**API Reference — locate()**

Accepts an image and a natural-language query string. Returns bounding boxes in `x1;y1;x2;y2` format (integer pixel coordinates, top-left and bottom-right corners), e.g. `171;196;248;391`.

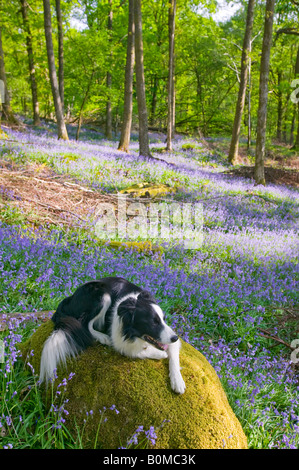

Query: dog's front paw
153;350;168;360
146;348;168;360
170;372;186;394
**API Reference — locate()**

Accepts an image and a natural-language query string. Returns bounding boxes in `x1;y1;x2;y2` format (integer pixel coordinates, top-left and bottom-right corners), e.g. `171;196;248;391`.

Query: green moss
106;240;163;258
181;143;199;151
20;321;247;449
61;153;80;163
120;182;175;199
0;128;8;139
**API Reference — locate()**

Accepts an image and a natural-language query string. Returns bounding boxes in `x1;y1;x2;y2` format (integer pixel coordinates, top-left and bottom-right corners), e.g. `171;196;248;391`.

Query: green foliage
0;0;297;144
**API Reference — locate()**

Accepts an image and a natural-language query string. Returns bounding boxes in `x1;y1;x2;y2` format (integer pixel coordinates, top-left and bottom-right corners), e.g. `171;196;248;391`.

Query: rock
20;321;247;449
120;182;175;199
0;128;8;139
106;240;163;258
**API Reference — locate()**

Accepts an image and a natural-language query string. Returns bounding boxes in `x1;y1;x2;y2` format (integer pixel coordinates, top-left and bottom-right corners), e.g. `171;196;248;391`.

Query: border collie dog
40;277;186;394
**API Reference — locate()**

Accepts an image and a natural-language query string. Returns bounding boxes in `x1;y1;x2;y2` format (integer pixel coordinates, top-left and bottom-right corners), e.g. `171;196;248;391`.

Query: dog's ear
118;297;139;340
117;297;137;323
137;290;156;304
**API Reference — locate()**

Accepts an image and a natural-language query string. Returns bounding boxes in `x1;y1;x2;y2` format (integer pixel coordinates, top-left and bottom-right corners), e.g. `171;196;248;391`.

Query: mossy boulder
120;182;175;199
0;128;8;139
20;321;247;449
106;240;163;258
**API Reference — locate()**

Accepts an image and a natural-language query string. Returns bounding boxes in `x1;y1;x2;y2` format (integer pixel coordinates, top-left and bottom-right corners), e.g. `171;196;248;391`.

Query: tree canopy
0;0;298;162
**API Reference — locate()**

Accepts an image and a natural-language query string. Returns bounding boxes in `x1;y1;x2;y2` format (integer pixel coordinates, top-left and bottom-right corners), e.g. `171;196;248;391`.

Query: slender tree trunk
254;0;275;185
55;0;64;115
20;0;40;126
276;70;282;141
134;0;151;157
0;70;2;134
228;0;255;165
150;74;158;126
118;0;135;152
290;103;296;145
106;0;113;139
282;110;287;143
247;40;252;149
76;69;95;141
294;46;299;149
43;0;68;140
295;103;299;149
166;0;176;151
0;25;19;125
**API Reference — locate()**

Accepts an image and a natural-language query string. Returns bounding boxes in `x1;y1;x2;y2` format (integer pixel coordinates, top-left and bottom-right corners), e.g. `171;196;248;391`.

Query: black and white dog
39;277;186;394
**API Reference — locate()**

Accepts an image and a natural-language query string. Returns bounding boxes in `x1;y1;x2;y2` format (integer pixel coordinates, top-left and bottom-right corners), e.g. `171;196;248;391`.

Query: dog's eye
153;317;160;325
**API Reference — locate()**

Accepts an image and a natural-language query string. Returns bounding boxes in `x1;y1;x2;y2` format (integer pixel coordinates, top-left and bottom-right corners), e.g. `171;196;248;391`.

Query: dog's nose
171;335;178;343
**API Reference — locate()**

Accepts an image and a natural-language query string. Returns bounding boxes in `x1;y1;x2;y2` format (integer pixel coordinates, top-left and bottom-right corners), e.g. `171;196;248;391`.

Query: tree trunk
254;0;275;185
295;103;299;149
106;0;113;139
118;0;135;152
276;70;282;141
43;0;68;140
166;0;176;152
20;0;40;126
150;74;158;126
55;0;64;116
0;25;20;126
290;103;296;145
247;39;252;149
134;0;151;157
294;46;299;149
76;69;95;141
228;0;255;165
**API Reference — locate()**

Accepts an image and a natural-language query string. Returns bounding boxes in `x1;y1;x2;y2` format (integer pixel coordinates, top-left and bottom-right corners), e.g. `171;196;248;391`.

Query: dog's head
117;291;178;350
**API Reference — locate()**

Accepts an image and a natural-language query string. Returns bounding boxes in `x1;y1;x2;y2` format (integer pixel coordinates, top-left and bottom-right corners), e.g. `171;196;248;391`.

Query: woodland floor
0;158;118;228
0;130;298;231
206;137;299;187
225;165;299;188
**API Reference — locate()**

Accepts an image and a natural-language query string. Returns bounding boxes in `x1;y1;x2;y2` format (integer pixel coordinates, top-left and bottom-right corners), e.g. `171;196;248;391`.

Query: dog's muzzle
143;334;178;351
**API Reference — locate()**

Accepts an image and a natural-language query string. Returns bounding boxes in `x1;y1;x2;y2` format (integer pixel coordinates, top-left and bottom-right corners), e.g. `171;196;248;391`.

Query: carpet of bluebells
0;122;298;449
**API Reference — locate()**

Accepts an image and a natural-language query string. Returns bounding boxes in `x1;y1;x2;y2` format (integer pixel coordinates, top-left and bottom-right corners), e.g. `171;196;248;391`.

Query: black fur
40;276;186;394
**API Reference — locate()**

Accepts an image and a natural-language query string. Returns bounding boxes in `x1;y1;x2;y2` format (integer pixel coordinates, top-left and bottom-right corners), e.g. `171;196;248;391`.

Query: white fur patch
39;330;77;383
152;303;177;344
88;293;111;344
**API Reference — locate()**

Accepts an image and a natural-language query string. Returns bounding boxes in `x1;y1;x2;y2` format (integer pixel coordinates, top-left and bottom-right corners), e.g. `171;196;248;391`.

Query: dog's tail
39;317;93;383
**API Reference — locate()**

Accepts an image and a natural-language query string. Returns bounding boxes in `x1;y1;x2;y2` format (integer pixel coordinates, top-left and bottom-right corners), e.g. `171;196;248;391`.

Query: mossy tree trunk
118;0;135;152
43;0;68;140
228;0;255;165
254;0;275;185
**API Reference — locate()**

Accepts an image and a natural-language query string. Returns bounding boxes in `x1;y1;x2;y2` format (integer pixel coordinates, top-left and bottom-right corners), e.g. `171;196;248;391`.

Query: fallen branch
258;328;292;349
21;197;86;222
